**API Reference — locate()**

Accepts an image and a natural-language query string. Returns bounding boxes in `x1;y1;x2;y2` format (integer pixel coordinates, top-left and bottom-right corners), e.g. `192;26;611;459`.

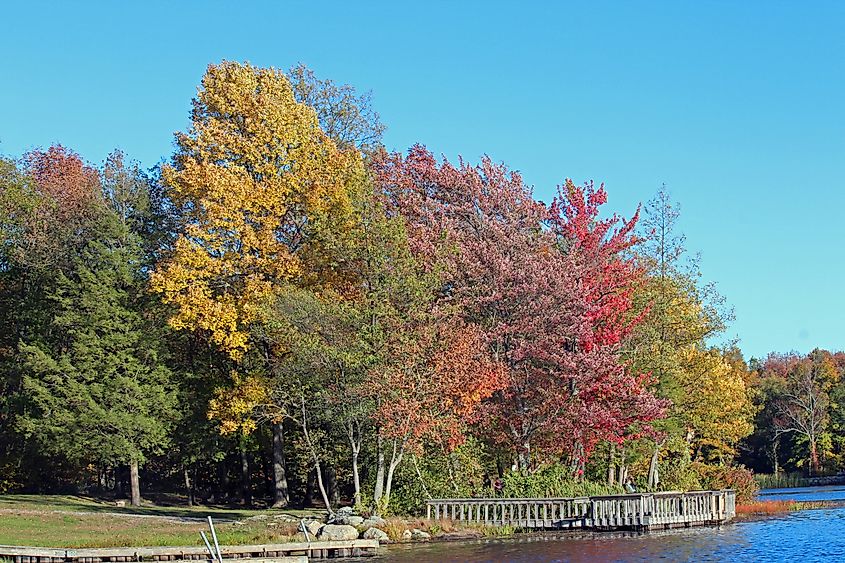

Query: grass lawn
0;495;322;548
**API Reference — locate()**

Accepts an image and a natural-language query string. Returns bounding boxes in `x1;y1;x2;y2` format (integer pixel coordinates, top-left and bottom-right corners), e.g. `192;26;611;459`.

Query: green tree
18;158;177;506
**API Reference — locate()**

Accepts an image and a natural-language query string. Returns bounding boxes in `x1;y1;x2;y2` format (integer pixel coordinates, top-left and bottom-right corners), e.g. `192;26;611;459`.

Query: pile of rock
300;506;393;544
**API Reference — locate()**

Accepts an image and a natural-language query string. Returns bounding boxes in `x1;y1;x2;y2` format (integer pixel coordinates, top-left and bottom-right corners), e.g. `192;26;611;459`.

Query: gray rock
306;520;325;538
362;515;387;528
362;527;390;543
348;515;365;526
328;506;358;525
318;524;360;541
403;528;431;541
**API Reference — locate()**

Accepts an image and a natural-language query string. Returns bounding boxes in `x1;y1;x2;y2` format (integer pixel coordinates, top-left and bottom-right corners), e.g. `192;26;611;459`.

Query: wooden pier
0;539;379;563
426;489;735;531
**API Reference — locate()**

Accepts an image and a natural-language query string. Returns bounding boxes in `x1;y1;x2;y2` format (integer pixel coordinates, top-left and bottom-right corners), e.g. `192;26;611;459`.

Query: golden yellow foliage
207;372;272;434
150;61;365;359
675;346;756;459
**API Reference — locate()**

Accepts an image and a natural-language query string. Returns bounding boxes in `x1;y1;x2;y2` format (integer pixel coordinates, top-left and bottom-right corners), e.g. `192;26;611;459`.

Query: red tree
25;145;100;221
374;146;664;471
549;180;642;350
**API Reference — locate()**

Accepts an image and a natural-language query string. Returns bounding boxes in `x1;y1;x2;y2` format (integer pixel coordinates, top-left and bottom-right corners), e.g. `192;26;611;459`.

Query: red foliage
373;318;504;452
548;180;643;351
374;146;665;468
24;145;100;221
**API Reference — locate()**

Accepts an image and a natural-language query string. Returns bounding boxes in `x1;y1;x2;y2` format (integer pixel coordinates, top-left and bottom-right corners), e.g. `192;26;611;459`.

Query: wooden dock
426;489;735;531
0;539;380;562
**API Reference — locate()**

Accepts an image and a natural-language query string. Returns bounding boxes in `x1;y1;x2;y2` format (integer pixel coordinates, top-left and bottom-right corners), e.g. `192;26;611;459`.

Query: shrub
502;464;623;498
693;463;758;504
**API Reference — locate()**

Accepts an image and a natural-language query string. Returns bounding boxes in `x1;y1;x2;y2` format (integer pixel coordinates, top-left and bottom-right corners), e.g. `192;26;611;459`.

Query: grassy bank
0;495;505;549
0;495;319;548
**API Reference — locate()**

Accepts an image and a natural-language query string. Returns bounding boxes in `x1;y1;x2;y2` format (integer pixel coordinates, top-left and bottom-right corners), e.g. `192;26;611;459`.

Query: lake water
356;487;845;562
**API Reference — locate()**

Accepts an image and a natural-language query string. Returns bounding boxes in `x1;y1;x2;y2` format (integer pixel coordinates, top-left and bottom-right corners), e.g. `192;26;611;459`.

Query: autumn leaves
150;61;668;498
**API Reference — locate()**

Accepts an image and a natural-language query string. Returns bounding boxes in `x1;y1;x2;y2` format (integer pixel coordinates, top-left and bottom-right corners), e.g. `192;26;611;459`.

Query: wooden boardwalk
0;540;379;562
426;489;735;531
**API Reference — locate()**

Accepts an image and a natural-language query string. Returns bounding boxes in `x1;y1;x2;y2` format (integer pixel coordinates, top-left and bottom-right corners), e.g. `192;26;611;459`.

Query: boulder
328;506;357;525
402;528;431;541
348;515;365;526
318;524;360;541
306;520;325;538
362;515;387;528
362;527;390;543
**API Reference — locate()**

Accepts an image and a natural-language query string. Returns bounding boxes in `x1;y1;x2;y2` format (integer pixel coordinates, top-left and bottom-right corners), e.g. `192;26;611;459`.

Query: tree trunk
314;460;333;514
381;439;405;514
772;437;780;475
374;433;386;505
303;467;315;508
325;465;340;507
810;438;819;476
607;444;616;486
115;467;124;497
352;448;361;507
272;422;289;508
216;459;230;502
240;445;252;506
647;443;660;489
517;439;531;472
183;466;194;506
347;420;362;507
129;460;141;507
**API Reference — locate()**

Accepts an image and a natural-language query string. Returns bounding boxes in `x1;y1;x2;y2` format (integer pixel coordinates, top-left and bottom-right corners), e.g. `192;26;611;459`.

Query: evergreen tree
18;176;177;506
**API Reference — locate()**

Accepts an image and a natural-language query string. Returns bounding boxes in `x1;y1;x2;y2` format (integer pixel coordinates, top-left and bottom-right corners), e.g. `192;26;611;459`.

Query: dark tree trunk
184;466;194;506
240;445;252;506
216;459;230;503
303;467;316;508
326;465;340;507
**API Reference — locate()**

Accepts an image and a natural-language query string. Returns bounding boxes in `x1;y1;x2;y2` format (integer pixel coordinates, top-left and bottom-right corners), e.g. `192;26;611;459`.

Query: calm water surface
356;487;845;562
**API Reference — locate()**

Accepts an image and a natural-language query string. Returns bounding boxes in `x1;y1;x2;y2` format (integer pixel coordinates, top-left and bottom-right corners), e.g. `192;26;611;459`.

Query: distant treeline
0;61;816;513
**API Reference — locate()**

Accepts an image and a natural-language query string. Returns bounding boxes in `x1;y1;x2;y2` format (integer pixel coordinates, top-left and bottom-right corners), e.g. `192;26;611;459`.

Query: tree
0;147;103;492
18;189;176;506
674;346;755;462
548;179;642;350
151;61;367;507
287;63;385;153
774;351;838;475
626;186;737;489
375;146;663;473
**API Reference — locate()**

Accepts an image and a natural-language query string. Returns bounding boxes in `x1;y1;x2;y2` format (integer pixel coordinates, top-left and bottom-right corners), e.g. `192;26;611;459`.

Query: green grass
0;494;322;548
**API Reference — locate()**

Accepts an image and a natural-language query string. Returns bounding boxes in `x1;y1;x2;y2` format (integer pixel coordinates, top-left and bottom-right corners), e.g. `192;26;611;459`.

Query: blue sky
1;1;843;359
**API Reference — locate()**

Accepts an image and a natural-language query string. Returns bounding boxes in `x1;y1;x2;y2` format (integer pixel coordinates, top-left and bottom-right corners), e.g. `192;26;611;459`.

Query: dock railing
426;489;735;531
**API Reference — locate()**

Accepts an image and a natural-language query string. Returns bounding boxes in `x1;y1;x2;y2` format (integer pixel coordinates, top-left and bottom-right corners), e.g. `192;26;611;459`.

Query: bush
502;464;623;498
693;462;758;504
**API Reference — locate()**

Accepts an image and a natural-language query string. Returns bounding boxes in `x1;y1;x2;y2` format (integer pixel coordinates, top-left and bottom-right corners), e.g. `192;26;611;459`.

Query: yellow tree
151;61;365;506
674;346;755;462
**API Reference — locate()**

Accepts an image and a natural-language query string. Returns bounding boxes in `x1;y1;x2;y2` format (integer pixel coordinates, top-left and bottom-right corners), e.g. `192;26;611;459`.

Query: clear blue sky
1;1;843;360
